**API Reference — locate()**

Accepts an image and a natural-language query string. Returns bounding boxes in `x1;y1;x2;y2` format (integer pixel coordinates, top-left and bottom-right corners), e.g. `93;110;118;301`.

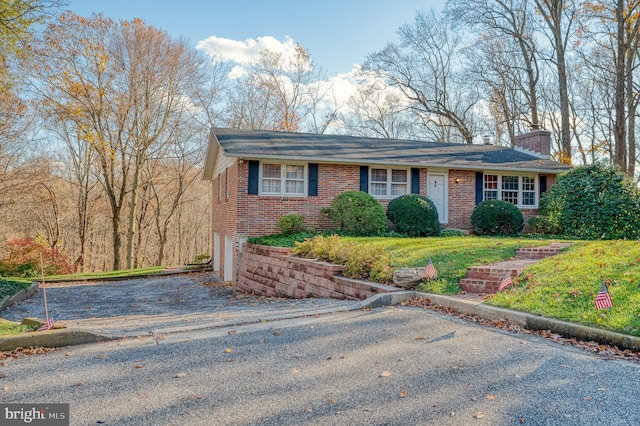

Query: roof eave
202;129;220;180
226;153;570;175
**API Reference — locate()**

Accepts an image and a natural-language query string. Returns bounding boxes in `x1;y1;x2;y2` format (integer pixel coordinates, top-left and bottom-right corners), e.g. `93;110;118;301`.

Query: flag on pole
594;284;613;310
424;258;438;280
498;272;513;292
36;313;60;332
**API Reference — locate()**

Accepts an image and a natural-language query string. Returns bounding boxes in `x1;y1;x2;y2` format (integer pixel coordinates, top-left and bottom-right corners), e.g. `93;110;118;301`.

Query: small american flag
498;272;513;292
36;313;60;332
594;284;613;310
424;258;438;280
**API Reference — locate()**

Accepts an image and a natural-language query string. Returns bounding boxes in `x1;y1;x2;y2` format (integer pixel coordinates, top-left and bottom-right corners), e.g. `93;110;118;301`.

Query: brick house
202;128;569;282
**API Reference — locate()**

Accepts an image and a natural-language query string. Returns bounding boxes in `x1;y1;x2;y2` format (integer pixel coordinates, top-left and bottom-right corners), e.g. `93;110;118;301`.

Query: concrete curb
3;287;639;353
0;328;114;351
361;290;640;352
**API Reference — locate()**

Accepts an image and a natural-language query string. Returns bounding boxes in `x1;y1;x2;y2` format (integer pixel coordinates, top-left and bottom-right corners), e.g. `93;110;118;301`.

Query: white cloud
196;35;299;66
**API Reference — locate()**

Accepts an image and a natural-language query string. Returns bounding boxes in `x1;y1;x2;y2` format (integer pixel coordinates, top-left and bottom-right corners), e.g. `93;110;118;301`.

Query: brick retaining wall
237;243;401;300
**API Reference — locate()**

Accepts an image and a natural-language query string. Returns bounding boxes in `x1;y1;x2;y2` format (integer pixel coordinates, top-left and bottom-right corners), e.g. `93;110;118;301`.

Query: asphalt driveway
1;272;361;337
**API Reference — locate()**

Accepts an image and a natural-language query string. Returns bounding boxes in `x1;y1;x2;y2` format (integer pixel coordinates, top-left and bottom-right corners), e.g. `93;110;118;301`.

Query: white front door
427;173;447;223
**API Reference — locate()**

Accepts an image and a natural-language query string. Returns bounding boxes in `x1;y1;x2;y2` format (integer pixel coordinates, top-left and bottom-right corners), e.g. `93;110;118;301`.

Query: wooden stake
40;252;48;321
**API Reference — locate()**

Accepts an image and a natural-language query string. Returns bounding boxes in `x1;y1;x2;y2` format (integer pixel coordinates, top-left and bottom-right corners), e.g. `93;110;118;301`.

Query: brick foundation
237;243;402;300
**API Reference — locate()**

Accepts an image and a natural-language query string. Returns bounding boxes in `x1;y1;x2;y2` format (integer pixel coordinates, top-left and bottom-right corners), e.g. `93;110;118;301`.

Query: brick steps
460;243;571;294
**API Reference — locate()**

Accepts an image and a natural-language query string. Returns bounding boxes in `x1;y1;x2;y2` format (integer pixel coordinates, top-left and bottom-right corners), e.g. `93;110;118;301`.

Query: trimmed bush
326;191;387;236
539;163;640;240
471;200;524;236
277;213;306;234
528;215;558;235
386;195;441;236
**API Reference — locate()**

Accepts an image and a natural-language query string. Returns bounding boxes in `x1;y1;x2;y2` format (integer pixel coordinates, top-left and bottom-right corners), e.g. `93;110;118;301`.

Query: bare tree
365;9;479;143
534;0;578;164
337;69;417;139
31;13;205;270
224;43;335;133
448;0;541;131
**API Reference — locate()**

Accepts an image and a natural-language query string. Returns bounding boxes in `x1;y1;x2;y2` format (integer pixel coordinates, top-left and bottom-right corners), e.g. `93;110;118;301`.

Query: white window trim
483;173;538;208
258;162;308;197
369;167;410;199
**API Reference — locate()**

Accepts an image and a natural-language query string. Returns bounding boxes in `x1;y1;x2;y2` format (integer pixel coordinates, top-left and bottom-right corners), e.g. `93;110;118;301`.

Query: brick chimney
514;130;551;159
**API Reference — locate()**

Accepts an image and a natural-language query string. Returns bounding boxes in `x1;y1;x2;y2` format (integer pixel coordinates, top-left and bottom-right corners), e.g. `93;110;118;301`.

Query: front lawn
487;240;640;336
263;233;638;337
349;235;553;293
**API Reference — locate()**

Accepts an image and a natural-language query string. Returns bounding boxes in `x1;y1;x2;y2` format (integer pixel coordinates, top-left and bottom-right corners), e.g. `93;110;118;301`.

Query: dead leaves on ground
401;297;640;363
0;346;55;361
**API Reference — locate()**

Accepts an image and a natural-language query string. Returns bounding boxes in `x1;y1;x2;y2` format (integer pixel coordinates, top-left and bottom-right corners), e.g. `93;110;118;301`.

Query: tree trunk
614;0;628;172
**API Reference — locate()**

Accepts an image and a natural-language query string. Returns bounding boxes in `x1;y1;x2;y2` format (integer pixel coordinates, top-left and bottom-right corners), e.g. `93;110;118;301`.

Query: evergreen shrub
471;200;524;236
325;191;387;236
386;194;441;236
539;163;640;239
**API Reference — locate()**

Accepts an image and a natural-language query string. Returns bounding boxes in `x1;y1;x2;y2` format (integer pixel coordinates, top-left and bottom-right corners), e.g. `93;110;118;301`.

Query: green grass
0;278;31;300
0;319;31;335
349;235;552;293
487;240;640;336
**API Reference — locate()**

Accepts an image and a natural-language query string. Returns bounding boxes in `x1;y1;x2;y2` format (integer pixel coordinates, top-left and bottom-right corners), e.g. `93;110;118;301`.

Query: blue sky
67;0;446;75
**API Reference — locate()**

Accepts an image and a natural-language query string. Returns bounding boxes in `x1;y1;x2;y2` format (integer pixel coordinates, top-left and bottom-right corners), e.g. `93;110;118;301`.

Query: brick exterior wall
447;170;476;229
238;243;401;299
211;162;558;283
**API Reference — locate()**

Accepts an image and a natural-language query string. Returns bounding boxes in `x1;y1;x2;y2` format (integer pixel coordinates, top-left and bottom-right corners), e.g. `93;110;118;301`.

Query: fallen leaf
0;373;6;378
450;411;455;417
485;394;497;400
95;355;107;359
416;335;425;340
133;365;143;369
305;407;313;413
399;390;408;398
379;371;391;377
473;412;485;419
75;382;84;387
65;352;74;357
224;348;232;353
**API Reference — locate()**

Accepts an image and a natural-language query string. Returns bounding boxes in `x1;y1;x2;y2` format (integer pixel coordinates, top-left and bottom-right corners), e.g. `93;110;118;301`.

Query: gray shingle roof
212;128;570;174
